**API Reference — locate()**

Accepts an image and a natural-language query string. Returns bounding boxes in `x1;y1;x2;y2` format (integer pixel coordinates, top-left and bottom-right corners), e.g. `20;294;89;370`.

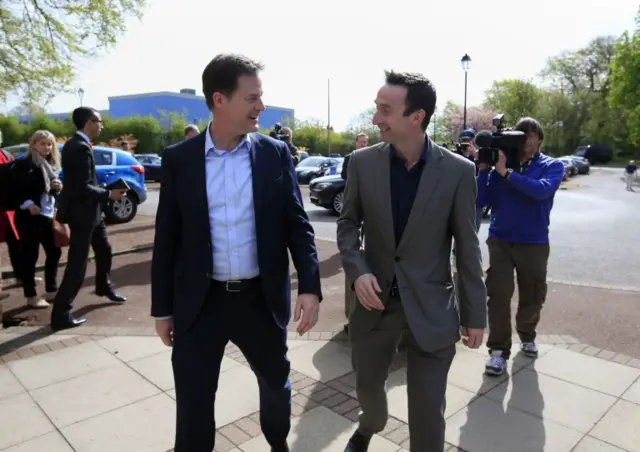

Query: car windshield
298;157;326;167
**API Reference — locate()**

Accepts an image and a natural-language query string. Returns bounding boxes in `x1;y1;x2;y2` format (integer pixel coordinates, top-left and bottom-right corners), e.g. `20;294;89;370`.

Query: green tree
0;0;146;104
608;8;640;151
345;107;380;144
541;36;621;152
483;79;542;123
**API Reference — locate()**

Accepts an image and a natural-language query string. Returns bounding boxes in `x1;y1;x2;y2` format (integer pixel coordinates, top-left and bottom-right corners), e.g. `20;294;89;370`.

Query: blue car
5;144;148;224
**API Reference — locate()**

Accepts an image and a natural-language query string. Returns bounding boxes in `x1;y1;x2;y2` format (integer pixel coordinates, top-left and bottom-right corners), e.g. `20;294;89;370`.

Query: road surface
141;168;640;290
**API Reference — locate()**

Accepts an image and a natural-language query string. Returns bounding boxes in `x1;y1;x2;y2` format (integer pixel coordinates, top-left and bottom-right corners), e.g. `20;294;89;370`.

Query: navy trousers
172;282;291;452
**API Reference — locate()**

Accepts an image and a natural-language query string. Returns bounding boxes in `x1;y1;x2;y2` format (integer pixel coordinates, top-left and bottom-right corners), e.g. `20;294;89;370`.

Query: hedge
0;112;379;156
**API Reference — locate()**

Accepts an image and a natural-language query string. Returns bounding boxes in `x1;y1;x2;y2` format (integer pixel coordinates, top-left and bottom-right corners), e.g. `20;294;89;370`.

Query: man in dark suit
51;107;127;330
152;54;322;452
341;132;369;181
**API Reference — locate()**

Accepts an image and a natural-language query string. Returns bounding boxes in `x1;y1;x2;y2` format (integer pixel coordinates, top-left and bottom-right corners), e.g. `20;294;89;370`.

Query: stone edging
2;326;640;369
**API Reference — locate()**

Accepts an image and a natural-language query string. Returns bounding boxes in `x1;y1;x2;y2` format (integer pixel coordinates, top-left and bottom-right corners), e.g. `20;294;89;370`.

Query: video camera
475;114;527;169
453;142;472;156
270;123;290;142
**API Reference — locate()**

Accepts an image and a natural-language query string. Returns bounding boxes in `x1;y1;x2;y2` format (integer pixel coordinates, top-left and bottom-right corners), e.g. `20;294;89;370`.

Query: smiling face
372;84;425;145
212;75;265;136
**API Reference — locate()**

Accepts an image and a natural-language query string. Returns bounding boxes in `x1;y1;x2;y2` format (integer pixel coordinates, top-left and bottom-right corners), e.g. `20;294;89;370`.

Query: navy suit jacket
151;131;322;333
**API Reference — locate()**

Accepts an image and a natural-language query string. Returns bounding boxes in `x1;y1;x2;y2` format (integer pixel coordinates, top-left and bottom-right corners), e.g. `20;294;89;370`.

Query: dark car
134;154;162;181
573;145;613;165
5;143;147;224
309;174;345;215
564;155;590;175
559;157;578;178
294;156;340;185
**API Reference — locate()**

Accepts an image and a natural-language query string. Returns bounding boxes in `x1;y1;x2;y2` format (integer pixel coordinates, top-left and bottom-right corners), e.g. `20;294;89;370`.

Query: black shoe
345;431;372;452
95;289;126;303
51;314;87;331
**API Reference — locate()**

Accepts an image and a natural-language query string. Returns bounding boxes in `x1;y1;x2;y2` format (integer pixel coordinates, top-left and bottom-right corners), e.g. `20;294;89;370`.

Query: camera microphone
474;130;494;148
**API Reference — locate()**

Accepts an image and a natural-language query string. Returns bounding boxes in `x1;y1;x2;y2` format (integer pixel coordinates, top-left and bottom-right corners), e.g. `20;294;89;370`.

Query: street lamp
461;54;471;129
77;88;85;106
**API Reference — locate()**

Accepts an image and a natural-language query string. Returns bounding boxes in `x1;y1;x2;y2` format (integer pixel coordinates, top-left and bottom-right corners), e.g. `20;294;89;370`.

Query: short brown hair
202;54;264;110
184;124;199;137
356;132;368;139
515;117;544;141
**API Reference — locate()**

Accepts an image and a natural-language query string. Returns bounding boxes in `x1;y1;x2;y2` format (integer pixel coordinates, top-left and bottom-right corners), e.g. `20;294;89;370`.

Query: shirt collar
76;131;91;144
390;136;431;162
205;122;251;156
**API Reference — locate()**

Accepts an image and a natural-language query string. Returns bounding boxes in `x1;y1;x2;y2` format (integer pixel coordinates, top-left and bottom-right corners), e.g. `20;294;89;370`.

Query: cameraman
459;128;478;166
279;127;300;165
478;117;564;377
269;122;282;139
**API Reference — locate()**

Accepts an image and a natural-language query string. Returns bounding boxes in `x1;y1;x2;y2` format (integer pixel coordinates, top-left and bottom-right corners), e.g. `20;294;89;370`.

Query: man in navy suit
151;53;322;452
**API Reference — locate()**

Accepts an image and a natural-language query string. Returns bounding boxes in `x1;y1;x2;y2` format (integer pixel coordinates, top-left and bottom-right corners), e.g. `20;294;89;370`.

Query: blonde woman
14;130;63;308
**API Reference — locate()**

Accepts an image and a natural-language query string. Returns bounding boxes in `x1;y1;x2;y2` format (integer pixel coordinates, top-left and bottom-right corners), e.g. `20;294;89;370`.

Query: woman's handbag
52;217;70;247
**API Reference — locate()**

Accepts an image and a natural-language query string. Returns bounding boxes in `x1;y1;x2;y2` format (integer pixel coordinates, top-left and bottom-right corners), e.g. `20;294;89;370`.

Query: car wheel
105;193;138;224
331;190;344;216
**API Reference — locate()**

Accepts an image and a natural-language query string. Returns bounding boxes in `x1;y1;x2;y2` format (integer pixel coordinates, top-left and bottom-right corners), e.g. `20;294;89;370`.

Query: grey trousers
350;296;456;452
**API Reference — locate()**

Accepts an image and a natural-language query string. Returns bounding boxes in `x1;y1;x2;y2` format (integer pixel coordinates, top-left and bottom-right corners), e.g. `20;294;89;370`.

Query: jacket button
394;256;401;262
205;272;212;279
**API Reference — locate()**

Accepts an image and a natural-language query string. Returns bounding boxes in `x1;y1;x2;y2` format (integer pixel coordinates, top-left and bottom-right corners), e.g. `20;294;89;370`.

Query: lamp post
461;54;471;130
432;107;437;142
77;88;85;106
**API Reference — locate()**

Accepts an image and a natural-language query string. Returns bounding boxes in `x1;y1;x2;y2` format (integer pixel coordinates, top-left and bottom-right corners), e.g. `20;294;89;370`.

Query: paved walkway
1;331;640;452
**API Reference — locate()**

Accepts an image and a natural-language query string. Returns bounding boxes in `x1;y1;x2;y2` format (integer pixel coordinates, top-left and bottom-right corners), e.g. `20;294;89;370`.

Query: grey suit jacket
336;139;487;352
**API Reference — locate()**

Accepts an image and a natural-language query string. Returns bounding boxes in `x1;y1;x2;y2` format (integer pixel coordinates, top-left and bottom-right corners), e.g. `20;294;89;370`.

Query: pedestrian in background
12;130;63;309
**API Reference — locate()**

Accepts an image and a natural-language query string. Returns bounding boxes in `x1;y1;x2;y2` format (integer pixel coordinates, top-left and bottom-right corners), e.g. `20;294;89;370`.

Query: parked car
297;150;309;163
573;144;613;165
134;154;162;182
5;143;147;224
294;156;341;184
563;155;590;175
559;157;578;177
324;158;344;176
309;174;345;215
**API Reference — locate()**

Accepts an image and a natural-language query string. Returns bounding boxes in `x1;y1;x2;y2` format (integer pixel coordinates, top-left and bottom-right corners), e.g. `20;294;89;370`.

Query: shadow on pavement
84;258;150;289
290;251;342;292
458;356;545;451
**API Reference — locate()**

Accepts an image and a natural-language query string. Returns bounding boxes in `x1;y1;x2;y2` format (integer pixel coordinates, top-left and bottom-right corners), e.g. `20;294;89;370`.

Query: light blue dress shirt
204;128;259;280
155;127;259;321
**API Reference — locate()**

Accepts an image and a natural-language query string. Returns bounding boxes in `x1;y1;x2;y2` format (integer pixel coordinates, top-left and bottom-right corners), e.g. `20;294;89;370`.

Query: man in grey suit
337;71;487;452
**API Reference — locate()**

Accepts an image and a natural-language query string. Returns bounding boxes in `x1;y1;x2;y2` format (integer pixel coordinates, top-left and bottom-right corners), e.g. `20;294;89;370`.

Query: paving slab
0;334;639;451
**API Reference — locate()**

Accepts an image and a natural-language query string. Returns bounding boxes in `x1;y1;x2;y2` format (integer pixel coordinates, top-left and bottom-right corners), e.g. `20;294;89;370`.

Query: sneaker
485;351;506;376
520;341;538;358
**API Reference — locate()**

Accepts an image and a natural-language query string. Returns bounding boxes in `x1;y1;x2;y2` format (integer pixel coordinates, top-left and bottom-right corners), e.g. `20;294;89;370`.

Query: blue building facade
19;89;294;130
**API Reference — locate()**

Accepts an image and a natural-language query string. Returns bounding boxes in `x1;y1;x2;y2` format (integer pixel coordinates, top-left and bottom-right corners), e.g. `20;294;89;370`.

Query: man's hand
461;327;484;349
495;151;508;177
27;205;40;216
51;179;62;192
294;293;320;335
354;273;384;311
109;189;126;201
155;318;174;347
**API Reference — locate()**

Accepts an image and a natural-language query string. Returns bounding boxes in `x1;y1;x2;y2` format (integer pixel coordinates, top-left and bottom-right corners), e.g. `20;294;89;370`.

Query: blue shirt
389;140;429;247
477;153;565;244
625;164;637;174
204;126;260;280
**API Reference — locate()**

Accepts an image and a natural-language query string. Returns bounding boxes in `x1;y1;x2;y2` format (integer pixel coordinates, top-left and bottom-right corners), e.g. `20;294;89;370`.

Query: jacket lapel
374;143;396;250
190;132;211;229
249;134;265;219
397;138;445;252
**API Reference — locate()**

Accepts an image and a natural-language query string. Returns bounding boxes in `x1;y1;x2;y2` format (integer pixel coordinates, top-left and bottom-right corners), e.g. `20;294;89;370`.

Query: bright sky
39;0;640;131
